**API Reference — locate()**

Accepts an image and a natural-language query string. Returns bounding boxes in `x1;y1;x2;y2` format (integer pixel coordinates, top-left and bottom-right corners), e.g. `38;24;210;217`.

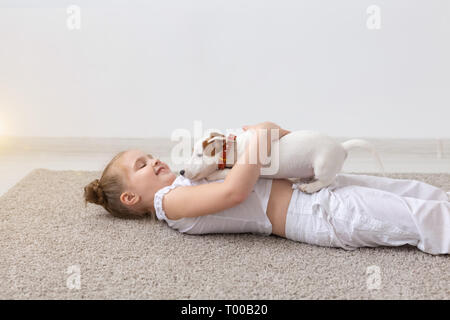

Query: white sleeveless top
154;175;273;236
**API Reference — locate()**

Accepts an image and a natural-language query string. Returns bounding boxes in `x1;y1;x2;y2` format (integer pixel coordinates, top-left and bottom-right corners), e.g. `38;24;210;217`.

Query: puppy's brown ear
202;132;225;157
202;132;225;151
208;131;225;140
202;139;210;152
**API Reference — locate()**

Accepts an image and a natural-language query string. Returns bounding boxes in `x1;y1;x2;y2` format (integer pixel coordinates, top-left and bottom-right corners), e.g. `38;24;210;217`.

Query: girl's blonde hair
83;150;157;220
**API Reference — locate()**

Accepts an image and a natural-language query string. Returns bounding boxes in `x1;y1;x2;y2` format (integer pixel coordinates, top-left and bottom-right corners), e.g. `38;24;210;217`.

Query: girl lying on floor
84;122;450;255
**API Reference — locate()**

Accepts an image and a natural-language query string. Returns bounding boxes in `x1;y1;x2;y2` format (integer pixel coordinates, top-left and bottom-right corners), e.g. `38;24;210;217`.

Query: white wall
0;0;449;138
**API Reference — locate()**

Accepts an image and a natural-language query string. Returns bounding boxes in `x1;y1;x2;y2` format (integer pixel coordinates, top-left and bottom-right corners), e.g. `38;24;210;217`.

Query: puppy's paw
292;182;301;190
298;183;323;194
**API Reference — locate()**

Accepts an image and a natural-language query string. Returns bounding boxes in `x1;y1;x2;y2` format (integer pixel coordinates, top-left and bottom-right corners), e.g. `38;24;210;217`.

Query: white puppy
180;129;384;193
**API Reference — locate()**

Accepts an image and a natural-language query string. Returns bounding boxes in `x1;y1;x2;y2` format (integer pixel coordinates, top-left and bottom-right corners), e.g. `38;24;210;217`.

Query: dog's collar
218;134;237;170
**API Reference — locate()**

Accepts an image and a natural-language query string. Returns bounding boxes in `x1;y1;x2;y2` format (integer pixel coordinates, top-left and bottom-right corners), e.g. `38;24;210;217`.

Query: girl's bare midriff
266;179;294;238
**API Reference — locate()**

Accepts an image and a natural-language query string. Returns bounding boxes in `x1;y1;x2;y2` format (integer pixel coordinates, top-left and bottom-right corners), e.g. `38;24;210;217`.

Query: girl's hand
242;121;291;139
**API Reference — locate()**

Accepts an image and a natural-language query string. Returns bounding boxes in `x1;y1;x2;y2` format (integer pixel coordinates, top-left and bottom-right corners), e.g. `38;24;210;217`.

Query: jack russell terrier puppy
180;129;385;193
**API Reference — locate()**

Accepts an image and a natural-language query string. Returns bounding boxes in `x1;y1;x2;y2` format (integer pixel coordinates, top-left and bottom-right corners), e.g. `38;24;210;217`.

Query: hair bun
84;178;106;206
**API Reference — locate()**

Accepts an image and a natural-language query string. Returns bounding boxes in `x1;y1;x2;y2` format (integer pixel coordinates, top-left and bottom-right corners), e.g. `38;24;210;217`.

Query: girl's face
117;149;176;212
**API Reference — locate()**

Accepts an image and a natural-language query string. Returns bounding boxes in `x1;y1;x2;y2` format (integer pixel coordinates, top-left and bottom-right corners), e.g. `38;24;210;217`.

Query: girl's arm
162;180;243;220
162;122;289;220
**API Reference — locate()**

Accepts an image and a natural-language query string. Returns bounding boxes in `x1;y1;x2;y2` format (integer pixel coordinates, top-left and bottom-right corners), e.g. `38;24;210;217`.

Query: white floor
0;136;449;197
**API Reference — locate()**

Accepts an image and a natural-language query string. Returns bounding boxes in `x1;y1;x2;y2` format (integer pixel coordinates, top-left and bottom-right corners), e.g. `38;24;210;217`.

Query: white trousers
286;174;450;255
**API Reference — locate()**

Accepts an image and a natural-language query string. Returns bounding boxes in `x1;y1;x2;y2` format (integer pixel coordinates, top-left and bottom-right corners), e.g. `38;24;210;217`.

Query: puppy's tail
341;139;386;176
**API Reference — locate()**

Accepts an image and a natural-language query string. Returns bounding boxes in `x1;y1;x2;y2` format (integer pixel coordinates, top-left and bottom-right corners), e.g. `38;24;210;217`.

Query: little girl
84;122;450;255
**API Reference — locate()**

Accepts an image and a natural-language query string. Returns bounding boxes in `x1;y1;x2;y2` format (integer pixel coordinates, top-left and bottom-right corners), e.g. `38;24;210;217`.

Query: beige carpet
0;168;449;300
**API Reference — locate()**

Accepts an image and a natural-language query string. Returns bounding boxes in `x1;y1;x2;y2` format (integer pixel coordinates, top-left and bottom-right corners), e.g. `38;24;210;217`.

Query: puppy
180;129;385;193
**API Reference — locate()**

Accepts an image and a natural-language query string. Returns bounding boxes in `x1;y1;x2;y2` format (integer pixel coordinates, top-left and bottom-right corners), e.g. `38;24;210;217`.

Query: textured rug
0;169;449;300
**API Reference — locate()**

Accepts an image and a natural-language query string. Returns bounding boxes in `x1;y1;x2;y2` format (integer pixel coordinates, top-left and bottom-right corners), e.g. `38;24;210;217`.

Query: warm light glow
0;115;9;137
0;117;5;136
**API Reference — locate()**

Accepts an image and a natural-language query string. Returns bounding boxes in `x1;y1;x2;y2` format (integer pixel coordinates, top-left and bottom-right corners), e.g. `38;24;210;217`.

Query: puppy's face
182;132;225;180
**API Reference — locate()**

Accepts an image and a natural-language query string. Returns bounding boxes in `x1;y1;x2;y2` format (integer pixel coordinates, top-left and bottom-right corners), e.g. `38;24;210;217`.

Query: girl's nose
152;158;160;167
